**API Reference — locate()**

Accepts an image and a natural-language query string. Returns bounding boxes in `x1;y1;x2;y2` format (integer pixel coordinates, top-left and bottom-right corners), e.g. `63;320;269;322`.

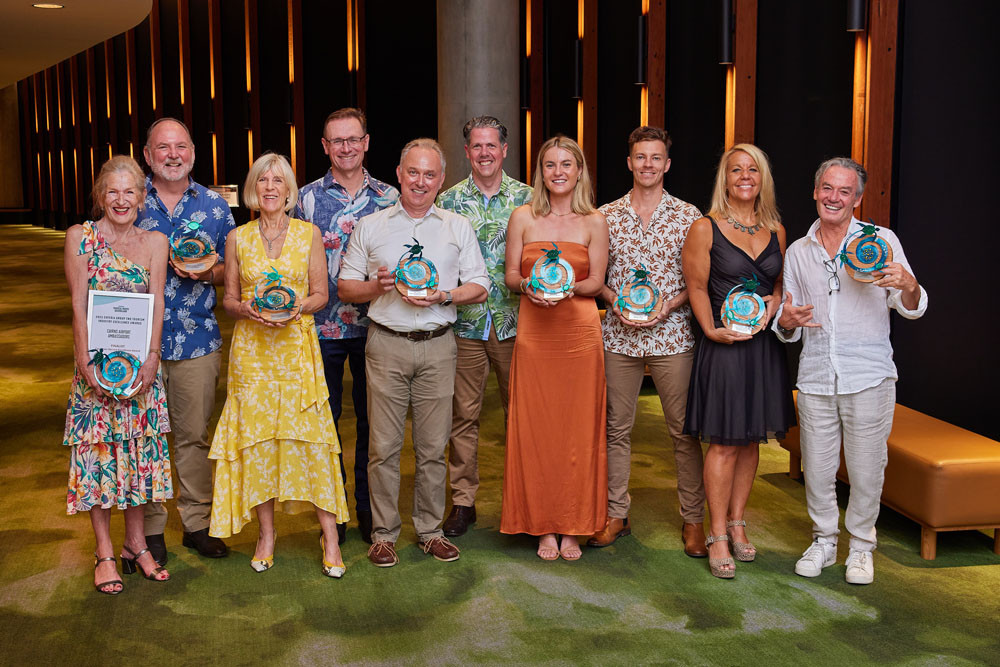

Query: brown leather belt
372;321;451;342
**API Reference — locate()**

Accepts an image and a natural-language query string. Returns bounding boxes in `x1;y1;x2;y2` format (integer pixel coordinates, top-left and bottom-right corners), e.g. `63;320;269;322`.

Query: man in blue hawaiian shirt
137;117;235;562
296;108;398;544
435;116;532;537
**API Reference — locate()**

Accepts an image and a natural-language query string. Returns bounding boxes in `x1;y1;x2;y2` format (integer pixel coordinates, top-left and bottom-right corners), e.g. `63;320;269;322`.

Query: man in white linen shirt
774;157;927;585
339;138;489;568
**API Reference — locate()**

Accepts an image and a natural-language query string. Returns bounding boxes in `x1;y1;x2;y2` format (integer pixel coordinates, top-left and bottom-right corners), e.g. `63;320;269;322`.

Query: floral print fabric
208;219;349;538
436;172;533;341
64;221;173;514
295;169;398;340
600;191;702;357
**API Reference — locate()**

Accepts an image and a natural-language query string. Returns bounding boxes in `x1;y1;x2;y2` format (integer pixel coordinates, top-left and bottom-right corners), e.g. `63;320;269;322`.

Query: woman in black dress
682;143;795;578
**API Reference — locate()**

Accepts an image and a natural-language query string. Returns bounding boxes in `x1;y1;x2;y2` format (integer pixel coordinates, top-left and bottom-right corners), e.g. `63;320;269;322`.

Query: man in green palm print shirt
436;116;532;537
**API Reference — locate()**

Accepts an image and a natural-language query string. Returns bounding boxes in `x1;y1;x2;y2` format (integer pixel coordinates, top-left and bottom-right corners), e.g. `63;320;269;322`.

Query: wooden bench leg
788;451;802;480
994;529;1000;556
920;526;937;560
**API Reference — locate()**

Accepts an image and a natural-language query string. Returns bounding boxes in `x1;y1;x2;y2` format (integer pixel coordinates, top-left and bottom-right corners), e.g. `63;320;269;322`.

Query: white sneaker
794;539;837;577
845;549;874;585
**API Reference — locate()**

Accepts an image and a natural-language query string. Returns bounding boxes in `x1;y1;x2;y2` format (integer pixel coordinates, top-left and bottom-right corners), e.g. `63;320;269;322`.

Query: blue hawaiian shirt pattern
295;168;398;339
137;175;236;361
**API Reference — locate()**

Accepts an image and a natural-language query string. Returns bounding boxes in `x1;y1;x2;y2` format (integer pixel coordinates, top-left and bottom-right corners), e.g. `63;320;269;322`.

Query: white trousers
797;378;895;552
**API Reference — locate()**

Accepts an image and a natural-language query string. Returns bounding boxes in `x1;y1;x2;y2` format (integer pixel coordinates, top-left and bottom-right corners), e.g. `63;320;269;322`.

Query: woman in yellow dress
208;153;349;577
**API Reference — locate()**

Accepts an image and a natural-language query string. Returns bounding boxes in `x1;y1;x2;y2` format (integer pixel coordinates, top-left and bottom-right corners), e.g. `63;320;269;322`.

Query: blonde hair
707;143;781;232
91;155;145;218
243;152;298;212
530;135;595;217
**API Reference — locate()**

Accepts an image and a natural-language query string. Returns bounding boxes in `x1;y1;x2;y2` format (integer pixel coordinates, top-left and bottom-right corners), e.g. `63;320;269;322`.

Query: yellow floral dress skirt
208;218;348;538
64;221;173;513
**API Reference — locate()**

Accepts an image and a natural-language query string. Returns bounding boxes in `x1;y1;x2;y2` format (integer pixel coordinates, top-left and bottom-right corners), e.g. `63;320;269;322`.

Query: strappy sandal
121;545;170;581
726;519;757;562
705;534;735;579
94;554;123;595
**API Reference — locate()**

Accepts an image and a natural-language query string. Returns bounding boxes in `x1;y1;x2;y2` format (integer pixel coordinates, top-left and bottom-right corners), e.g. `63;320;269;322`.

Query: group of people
63;108;925;596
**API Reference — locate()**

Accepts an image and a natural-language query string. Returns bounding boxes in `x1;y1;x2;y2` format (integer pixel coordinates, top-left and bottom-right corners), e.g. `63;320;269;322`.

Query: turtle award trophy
168;219;218;274
720;274;766;336
252;265;298;322
527;242;574;301
616;263;662;323
838;218;893;283
394;237;439;298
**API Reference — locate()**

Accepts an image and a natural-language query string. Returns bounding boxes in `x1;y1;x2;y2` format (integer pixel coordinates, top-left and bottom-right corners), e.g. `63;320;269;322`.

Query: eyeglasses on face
323;136;366;148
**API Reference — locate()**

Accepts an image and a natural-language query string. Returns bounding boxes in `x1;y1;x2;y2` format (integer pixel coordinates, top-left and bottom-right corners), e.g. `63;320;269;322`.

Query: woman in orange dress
500;136;609;561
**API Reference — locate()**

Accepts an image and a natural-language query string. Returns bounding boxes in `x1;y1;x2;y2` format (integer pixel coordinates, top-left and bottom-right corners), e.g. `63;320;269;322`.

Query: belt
372;321;451;341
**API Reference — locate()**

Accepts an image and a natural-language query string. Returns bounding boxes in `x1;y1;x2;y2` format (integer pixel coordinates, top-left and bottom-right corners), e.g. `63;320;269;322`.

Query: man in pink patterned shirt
588;126;707;557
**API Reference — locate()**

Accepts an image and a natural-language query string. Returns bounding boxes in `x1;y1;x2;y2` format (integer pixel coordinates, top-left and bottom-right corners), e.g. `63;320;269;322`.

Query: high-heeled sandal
726;519;757;562
121;545;170;581
320;533;345;579
94;554;123;595
251;531;275;573
705;534;736;579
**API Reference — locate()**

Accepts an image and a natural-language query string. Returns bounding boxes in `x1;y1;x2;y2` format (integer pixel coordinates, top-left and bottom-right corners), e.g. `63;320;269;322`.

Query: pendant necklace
259;218;288;252
727;216;762;235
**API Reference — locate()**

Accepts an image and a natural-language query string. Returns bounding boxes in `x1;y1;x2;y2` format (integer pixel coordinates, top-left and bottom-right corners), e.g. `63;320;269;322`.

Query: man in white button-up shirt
774;157;927;585
339;138;489;568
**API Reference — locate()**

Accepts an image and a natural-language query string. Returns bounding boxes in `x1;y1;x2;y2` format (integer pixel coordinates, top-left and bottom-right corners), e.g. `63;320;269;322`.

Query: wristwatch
776;322;795;337
441;290;453;306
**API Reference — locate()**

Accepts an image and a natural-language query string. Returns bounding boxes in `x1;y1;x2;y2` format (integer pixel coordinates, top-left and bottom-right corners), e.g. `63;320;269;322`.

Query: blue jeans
319;337;370;512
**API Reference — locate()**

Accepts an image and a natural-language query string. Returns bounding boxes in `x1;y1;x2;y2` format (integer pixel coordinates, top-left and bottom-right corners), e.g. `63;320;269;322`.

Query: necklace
259;218;288;252
551;210;574;217
727;217;762;235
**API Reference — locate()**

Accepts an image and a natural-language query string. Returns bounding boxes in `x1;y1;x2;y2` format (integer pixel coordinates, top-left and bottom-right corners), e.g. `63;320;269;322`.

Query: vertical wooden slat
56;62;68;215
150;0;163;118
528;0;544;181
86;48;100;188
246;0;261;166
725;0;757;148
104;40;117;158
209;0;226;182
355;0;367;112
581;0;597;181
126;29;140;155
850;32;868;163
288;0;305;182
44;69;54;217
70;55;85;215
860;0;898;227
18;79;37;213
646;0;666;129
178;0;194;131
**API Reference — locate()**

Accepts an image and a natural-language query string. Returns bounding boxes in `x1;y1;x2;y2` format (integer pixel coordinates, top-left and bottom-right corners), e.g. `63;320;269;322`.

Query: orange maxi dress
500;241;608;536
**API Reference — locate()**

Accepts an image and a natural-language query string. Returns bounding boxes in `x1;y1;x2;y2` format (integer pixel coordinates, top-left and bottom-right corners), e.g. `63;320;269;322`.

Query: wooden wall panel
859;0;898;227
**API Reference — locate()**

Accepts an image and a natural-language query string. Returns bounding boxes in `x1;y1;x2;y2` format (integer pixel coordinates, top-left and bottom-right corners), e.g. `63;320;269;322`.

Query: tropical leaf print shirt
295;168;399;340
600;190;701;356
137;176;236;361
436;172;533;341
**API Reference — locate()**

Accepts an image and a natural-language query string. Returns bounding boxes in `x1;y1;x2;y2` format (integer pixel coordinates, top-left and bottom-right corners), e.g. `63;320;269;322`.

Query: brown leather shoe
683;522;708;558
419;536;461;562
586;516;631;547
367;541;398;567
442;504;476;537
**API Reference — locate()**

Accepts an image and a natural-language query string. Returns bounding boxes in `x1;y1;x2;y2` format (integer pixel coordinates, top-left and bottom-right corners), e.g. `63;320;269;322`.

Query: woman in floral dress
64;155;172;594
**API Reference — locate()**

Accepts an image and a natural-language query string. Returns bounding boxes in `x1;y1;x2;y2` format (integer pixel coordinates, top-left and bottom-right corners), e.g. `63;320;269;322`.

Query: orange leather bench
779;398;1000;560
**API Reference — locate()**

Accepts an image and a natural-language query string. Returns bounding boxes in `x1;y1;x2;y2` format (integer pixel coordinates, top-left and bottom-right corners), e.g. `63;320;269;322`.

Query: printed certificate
86;291;154;360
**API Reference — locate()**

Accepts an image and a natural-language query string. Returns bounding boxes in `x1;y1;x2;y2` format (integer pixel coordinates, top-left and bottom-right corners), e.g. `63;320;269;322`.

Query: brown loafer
442;504;476;537
586;516;631;547
367;540;398;567
419;536;461;562
683;522;708;558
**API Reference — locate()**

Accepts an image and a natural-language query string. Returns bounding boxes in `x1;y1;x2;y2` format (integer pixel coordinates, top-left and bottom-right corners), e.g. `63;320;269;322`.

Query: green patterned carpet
1;224;998;666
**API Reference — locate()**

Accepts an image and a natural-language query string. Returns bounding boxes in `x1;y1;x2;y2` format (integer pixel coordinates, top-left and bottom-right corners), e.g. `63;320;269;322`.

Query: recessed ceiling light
32;3;65;8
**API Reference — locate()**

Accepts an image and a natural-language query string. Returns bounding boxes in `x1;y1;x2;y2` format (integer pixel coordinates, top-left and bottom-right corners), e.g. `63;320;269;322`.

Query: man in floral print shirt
435;116;532;537
587;126;708;558
295;108;398;544
137;118;235;562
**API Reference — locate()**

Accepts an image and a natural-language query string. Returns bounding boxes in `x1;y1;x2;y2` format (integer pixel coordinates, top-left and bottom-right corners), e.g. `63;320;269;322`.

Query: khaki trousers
144;350;221;534
604;349;705;522
448;329;515;506
366;326;457;543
